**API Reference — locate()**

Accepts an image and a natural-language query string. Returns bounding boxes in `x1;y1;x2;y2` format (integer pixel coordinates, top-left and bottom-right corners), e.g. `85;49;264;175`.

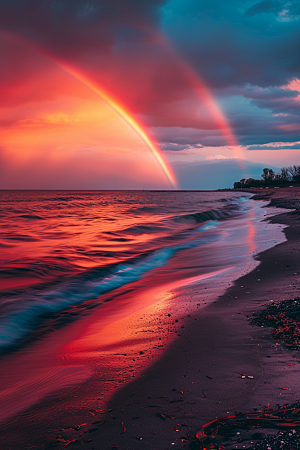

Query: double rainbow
1;28;243;187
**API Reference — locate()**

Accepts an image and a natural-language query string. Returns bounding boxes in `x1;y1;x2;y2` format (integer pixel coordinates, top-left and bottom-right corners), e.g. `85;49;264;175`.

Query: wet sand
2;188;300;449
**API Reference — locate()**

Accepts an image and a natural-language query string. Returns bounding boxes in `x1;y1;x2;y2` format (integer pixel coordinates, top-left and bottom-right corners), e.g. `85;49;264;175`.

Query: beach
1;188;300;449
2;1;300;448
83;188;300;450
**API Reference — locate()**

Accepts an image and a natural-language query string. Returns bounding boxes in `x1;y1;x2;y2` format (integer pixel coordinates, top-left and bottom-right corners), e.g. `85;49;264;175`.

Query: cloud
244;0;300;19
205;154;238;160
163;0;300;89
0;0;166;55
244;1;283;17
243;85;299;100
159;143;201;151
246;141;300;150
1;0;300;172
153;126;232;147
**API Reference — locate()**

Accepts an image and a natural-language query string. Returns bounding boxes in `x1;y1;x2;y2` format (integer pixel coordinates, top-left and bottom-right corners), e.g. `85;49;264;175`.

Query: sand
88;187;300;449
2;187;300;449
53;187;299;450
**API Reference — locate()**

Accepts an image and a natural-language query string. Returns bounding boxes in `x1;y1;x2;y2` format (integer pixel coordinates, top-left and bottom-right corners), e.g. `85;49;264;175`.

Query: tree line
233;165;300;189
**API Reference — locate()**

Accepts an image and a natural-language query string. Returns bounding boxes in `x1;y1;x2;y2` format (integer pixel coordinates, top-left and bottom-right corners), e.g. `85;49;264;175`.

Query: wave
122;225;167;234
0;193;250;353
2;233;39;242
174;205;240;224
19;214;44;220
0;229;220;352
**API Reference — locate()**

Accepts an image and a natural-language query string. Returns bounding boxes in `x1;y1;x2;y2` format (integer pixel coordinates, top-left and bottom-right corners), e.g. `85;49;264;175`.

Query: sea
0;190;288;444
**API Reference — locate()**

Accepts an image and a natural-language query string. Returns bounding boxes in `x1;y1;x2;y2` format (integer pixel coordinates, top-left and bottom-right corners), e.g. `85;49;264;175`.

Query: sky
0;0;300;189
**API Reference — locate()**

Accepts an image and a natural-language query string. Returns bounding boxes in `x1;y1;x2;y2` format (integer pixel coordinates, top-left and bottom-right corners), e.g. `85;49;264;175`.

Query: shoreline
1;188;300;449
87;188;300;449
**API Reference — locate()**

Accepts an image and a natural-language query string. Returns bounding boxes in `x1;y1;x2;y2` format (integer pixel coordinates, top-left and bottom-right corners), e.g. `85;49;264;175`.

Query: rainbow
182;64;245;164
0;29;177;188
2;27;245;184
161;36;245;166
47;61;178;188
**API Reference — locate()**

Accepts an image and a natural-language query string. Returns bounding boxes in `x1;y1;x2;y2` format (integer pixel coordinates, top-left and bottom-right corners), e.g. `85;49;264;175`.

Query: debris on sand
251;297;300;350
191;299;300;449
191;403;300;449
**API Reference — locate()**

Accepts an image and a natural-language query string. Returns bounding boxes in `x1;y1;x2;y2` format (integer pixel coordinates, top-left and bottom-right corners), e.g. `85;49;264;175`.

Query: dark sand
2;187;300;449
85;188;300;449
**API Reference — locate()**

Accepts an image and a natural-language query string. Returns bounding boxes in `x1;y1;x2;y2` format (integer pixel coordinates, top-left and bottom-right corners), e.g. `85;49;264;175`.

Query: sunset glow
285;78;300;100
1;0;299;189
2;3;300;449
52;61;178;188
0;29;177;189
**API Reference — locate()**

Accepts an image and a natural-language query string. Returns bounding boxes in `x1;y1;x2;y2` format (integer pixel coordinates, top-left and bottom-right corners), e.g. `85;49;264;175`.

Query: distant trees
287;165;300;184
233;177;264;189
233;181;242;189
233;165;300;189
262;168;275;185
280;167;290;182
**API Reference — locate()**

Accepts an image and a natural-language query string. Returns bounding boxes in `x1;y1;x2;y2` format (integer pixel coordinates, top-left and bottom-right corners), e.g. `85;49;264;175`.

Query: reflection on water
0;190;244;351
0;191;288;426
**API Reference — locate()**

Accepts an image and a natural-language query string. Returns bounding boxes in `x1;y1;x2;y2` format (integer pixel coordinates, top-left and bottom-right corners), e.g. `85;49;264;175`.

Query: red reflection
246;206;256;254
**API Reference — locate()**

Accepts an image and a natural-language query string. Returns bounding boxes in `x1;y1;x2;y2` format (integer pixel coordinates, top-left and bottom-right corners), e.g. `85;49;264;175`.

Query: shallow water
0;190;288;429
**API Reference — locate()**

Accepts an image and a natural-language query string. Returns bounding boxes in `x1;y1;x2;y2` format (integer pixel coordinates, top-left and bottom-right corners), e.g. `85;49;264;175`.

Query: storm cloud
1;0;300;157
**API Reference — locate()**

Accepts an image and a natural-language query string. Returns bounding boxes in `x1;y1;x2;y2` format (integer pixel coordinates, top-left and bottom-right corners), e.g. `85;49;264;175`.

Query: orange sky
1;13;300;190
0;33;175;189
0;28;249;190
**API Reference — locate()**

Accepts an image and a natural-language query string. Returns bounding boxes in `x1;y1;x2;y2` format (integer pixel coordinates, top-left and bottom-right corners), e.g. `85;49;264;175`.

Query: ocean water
0;190;288;429
0;190;249;351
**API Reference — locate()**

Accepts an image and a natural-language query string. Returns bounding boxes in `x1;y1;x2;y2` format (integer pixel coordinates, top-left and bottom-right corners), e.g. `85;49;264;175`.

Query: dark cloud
245;1;283;17
160;0;300;148
250;98;300;115
0;0;166;56
154;126;235;147
163;0;300;89
243;86;299;100
1;0;300;151
245;0;300;17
